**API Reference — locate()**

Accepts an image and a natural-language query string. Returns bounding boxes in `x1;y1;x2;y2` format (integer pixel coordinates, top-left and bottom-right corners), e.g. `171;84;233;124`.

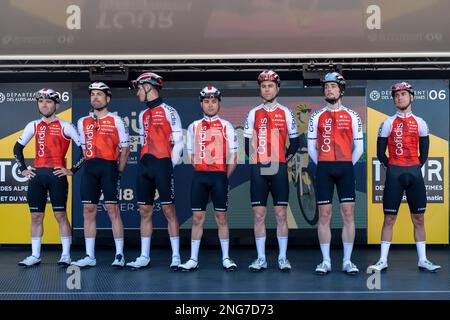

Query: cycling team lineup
13;70;442;275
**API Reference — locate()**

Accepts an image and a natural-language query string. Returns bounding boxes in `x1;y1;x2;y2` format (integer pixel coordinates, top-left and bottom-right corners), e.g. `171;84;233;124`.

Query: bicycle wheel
296;169;319;226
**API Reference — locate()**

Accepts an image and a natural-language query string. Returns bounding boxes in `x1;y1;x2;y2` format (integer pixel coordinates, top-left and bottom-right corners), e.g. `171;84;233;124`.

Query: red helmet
257;70;280;86
391;82;414;97
131;72;164;90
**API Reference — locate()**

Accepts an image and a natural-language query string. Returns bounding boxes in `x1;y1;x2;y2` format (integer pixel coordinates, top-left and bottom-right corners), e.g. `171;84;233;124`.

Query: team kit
12;70;441;274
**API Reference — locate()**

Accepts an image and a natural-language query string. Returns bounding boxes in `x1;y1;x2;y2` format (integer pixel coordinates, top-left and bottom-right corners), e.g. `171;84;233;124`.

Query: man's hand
53;167;73;177
21;167;36;179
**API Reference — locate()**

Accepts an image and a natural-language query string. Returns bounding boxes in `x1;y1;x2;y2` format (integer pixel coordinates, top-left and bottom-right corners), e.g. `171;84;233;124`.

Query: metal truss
1;57;450;73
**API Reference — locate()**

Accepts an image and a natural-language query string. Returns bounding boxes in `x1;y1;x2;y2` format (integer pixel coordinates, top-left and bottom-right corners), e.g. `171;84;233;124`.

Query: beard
396;99;412;111
91;101;107;110
397;104;410;111
39;108;55;118
325;97;339;104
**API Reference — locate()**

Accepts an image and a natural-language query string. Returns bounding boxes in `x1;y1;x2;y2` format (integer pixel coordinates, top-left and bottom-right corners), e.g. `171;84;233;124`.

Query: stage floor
0;245;448;300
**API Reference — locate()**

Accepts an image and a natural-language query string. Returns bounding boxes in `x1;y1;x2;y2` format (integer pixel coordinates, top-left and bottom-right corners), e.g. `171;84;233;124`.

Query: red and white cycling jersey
77;113;129;161
244;103;299;163
187;115;238;172
378;111;428;166
308;106;363;162
139;103;182;159
17;117;81;168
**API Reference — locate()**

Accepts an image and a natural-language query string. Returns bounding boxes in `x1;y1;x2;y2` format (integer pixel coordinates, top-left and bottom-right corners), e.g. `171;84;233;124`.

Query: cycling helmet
257;70;281;86
88;82;112;97
391;81;414;97
131;72;164;90
321;72;346;92
34;88;61;104
199;86;222;101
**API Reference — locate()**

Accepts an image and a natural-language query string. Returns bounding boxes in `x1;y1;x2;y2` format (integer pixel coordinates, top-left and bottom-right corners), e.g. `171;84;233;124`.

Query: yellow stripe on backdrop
0;109;73;244
367;107;449;244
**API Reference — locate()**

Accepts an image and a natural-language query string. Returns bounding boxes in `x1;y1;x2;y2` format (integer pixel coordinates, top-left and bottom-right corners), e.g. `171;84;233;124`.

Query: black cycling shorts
250;162;289;207
80;158;119;205
383;165;426;215
137;154;175;206
315;161;355;205
191;171;228;212
27;167;68;213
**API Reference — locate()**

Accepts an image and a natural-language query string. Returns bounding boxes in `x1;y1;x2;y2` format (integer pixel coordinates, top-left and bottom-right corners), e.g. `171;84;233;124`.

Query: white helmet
34;88;61;104
88;82;112;97
199;86;222;101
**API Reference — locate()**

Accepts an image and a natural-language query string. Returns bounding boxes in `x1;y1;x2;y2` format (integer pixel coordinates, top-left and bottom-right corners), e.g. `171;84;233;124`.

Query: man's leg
30;212;45;259
54;211;72;259
340;202;355;264
83;204;98;259
105;203;124;258
317;204;332;262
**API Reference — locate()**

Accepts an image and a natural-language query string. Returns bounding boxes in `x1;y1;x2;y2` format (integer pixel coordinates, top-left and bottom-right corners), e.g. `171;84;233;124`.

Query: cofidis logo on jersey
36;124;47;157
393;122;404;156
257;117;268;154
85;122;96;158
321;118;333;153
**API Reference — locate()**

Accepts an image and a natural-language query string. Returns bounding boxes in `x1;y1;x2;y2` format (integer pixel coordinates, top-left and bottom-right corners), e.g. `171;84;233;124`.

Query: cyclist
15;88;85;267
72;82;130;268
369;82;441;273
126;72;183;270
244;70;299;272
179;86;238;271
307;72;363;275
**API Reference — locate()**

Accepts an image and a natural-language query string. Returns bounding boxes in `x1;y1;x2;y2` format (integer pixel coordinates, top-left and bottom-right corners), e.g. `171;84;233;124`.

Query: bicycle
289;150;318;226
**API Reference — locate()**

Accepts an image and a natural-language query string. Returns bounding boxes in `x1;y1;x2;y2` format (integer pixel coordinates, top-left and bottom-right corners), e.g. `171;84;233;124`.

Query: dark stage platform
0;245;448;300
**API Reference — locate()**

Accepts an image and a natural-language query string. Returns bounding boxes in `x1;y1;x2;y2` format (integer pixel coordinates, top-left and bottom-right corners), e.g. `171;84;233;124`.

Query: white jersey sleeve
307;109;321;140
113;114;130;148
164;105;183;135
186;122;195;156
164;105;183;167
416;116;429;137
61;120;82;147
77;117;86;149
307;109;322;164
224;120;238;153
17;120;36;146
349;109;363;141
243;109;256;138
378;116;394;138
347;108;364;164
284;107;300;138
138;110;145;146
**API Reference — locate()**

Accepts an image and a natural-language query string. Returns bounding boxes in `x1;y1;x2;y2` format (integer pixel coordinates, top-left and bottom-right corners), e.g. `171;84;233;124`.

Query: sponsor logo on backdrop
369;89;447;101
0;158;32;203
0;91;71;103
369;90;381;101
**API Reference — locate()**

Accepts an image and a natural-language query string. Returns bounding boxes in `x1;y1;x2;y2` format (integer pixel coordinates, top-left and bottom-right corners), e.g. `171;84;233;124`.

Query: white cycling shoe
222;258;237;271
315;260;331;275
18;255;41;267
126;256;151;270
71;255;96;268
179;259;199;271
